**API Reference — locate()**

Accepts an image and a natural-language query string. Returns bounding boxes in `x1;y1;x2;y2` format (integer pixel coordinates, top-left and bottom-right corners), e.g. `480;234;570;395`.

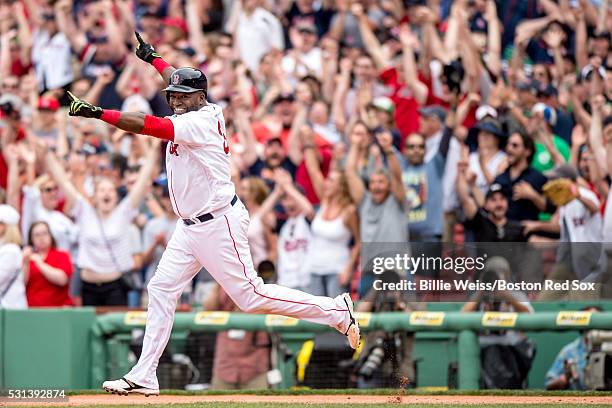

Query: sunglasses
406;144;425;149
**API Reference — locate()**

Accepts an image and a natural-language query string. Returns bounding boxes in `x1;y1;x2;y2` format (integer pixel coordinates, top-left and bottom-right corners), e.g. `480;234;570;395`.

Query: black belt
183;195;238;226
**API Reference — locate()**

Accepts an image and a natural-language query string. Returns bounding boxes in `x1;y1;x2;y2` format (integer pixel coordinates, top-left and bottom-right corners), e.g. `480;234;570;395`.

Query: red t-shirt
0;126;27;189
379;67;421;142
11;59;32;77
295;147;332;205
26;249;73;307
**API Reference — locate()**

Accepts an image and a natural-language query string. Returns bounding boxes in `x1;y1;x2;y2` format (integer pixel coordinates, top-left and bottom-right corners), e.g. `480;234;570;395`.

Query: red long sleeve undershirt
100;110;175;141
99;57;175;140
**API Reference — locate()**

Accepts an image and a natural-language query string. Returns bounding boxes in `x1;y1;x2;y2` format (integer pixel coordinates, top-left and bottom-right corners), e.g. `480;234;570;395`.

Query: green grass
14;404;612;408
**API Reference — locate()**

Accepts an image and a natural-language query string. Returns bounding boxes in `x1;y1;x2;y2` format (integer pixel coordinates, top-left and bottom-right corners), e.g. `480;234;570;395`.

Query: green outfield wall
1;308;96;390
1;303;611;390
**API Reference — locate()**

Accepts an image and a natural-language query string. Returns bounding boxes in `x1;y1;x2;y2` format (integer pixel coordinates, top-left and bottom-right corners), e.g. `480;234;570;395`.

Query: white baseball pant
125;200;351;389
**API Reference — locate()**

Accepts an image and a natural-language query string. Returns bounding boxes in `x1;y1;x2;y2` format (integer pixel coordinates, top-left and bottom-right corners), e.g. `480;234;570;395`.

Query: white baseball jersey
559;187;602;242
167;103;235;219
277;215;312;289
123;102;353;391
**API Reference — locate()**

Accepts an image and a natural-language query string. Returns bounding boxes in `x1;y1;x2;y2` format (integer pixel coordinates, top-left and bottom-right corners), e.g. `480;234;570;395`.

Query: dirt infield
6;394;612;406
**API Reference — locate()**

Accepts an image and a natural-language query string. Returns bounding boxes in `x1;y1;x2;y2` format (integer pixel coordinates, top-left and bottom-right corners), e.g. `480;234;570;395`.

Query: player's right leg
191;202;360;349
103;222;201;395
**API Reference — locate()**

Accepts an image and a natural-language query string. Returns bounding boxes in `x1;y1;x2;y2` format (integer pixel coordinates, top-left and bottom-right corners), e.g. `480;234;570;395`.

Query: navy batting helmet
163;67;208;99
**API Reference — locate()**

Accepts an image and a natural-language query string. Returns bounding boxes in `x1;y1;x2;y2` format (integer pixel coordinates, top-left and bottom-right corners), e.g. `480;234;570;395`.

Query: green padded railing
91;310;612;390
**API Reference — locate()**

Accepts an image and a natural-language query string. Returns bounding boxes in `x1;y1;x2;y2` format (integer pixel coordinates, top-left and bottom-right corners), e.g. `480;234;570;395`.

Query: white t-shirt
31;29;73;91
142;215;177;284
559;187;602;242
21;185;79;254
0;243;26;309
559;187;607;280
277;215;312;289
306;212;351;276
167;103;236;219
72;196;137;273
281;47;323;81
603;184;612;252
248;213;268;270
468;151;508;195
237;8;284;72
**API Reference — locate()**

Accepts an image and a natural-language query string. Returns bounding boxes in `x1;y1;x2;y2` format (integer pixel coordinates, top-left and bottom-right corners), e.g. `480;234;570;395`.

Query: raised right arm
43;148;81;213
345;135;366;204
134;32;176;84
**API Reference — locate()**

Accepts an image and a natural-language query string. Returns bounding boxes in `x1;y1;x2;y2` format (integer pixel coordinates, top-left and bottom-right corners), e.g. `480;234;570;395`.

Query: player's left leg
188;202;359;348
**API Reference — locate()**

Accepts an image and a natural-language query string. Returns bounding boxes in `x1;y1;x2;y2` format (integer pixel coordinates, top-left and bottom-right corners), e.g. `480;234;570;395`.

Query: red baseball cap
38;96;60;111
162;17;188;34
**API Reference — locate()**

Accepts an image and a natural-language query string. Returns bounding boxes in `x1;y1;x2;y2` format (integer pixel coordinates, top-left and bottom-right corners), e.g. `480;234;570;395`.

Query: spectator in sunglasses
21;174;79;255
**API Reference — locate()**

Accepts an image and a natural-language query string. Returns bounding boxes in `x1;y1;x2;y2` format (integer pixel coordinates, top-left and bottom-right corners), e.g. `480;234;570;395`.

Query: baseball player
66;33;359;396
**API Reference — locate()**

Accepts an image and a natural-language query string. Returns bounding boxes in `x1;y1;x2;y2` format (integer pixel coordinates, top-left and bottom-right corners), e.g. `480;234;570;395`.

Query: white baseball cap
532;102;557;127
475;105;498;121
0;205;20;226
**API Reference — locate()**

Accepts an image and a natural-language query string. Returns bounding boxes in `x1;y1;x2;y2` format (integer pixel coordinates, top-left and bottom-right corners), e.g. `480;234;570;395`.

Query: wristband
101;110;121;126
152;57;171;75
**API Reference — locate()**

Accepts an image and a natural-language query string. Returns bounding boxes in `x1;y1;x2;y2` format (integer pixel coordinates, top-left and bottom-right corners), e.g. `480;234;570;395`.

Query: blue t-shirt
401;153;445;238
545;337;588;390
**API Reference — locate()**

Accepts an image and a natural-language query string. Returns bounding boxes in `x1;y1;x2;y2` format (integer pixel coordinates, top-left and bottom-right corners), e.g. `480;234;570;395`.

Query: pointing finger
135;31;145;46
67;91;78;102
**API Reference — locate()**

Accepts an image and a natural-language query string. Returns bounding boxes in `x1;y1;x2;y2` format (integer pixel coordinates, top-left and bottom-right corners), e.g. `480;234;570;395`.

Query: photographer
355;270;415;389
461;257;533;314
545;306;603;390
461;257;534;389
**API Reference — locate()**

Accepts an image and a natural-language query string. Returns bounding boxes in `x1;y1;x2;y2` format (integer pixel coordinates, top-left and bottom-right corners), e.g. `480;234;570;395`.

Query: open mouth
174;107;187;114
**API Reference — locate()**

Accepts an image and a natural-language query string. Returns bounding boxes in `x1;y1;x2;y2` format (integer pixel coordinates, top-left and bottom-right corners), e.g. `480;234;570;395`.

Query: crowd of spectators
1;0;612;309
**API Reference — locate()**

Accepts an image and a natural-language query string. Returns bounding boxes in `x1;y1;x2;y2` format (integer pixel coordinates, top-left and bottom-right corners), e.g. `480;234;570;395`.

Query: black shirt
464;209;526;242
493;166;552;221
245;157;297;179
284;4;334;40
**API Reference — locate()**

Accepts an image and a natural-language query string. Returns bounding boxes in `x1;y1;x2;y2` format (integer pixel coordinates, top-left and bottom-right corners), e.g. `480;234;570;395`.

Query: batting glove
67;91;102;119
135;32;161;64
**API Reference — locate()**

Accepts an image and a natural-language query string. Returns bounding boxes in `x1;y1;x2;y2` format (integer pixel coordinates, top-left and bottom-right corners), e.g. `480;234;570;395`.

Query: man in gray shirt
346;128;408;295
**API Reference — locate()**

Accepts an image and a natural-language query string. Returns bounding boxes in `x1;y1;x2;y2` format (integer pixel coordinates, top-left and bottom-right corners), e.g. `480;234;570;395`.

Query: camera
358;338;386;380
442;59;465;94
354;270;410;386
0;95;22;120
584;330;612;390
0;102;15;116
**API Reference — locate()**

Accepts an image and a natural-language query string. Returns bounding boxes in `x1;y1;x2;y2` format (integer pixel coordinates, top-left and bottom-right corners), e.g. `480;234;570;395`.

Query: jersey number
218;121;229;155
